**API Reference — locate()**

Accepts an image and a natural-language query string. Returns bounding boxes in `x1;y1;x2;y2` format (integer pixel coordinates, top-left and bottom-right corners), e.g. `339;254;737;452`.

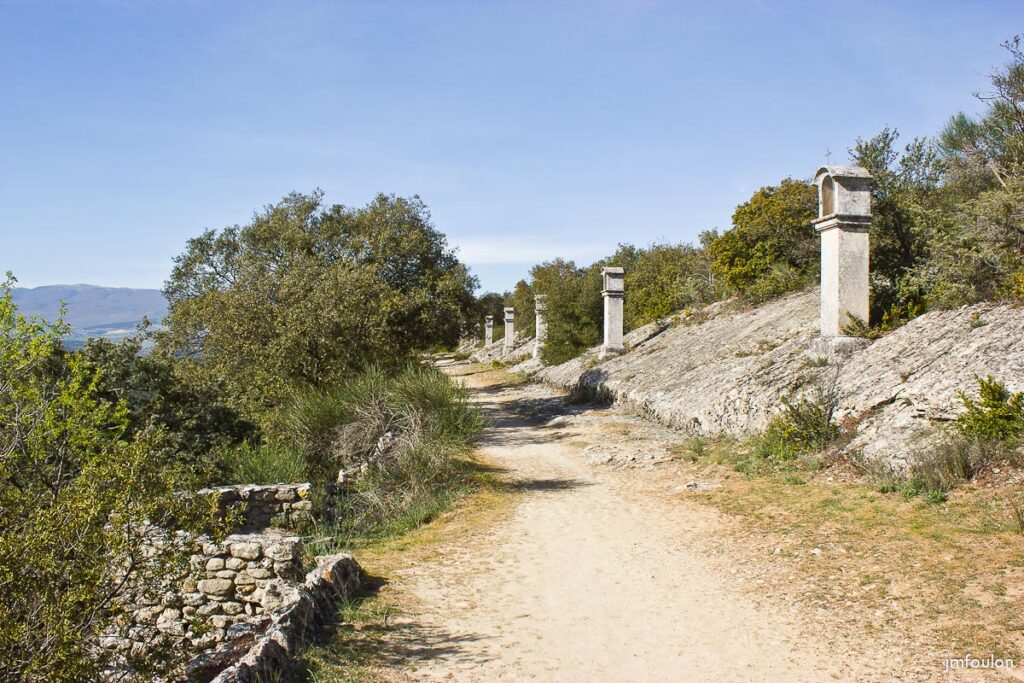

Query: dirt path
378;363;902;682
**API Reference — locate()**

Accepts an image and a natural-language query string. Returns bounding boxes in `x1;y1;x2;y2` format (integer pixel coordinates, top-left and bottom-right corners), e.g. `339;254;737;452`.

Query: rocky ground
530;288;1024;470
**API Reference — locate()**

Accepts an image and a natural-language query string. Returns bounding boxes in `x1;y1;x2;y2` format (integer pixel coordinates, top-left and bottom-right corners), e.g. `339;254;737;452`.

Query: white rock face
535;288;1024;467
471;334;535;366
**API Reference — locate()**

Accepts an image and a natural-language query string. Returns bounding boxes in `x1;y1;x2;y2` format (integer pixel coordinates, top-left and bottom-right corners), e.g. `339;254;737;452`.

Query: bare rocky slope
494;288;1024;468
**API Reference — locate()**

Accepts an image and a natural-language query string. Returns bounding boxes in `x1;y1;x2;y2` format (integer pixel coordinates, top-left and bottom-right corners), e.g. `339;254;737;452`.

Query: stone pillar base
599;345;624;360
808;335;868;358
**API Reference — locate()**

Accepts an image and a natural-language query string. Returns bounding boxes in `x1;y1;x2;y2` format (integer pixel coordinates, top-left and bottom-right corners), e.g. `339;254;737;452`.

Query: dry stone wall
109;533;305;671
186;532;305;632
204;553;361;683
104;484;362;682
199;483;321;530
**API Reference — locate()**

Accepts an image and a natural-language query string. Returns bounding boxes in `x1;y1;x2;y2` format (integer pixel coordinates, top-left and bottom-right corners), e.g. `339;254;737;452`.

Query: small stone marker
534;294;548;360
812;166;872;347
503;307;515;354
600;267;625;359
485;315;494;346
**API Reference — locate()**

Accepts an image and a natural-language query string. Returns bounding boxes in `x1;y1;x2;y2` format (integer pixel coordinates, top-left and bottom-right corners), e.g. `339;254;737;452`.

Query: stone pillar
533;294;548;360
503;307;515;354
812;166;872;346
600;267;624;359
484;316;494;346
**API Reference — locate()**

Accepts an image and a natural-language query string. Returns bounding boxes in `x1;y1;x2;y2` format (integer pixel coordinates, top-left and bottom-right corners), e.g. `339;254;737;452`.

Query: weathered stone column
484;316;494;346
812;166;872;347
503;307;515;354
600;267;624;359
533;294;548;360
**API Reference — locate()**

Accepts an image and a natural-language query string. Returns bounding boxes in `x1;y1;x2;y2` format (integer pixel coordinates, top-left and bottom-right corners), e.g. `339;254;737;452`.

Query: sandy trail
384;363;879;682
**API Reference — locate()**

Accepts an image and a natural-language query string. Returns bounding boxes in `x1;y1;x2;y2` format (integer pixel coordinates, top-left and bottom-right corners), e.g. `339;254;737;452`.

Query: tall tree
160;192;478;422
850;128;944;318
705;179;818;301
531;259;602;366
941;36;1024;190
510;279;536;338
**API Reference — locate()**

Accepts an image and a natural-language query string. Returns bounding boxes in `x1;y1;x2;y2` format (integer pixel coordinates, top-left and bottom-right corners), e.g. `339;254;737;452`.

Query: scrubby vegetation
523;245;718;365
704;179;819;303
284;365;481;486
849;376;1024;503
680;371;843;477
159;191;478;423
216;441;309;484
682;373;1023;508
748;393;840;471
956;375;1024;441
215;364;484;541
76;331;256;457
0;279;225;681
299;365;484;545
1;190;485;678
473;38;1024;366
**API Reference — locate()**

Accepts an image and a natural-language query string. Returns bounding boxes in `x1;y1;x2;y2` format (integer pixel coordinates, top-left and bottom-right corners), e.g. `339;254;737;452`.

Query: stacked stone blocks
200;483;319;530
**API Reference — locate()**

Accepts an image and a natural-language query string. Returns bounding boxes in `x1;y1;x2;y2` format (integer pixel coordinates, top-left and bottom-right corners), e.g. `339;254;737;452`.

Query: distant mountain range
11;284;168;347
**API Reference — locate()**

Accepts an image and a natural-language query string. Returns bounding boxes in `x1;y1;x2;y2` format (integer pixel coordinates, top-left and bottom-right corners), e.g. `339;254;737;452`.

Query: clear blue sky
1;1;1019;294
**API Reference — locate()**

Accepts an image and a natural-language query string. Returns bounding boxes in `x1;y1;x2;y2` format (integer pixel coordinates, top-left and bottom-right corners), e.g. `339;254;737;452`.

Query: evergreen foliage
160;191;478;424
0;277;223;681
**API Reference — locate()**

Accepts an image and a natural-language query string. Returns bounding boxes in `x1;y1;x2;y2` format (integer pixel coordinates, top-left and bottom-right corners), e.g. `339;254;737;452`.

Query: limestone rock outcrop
470;334;535;365
534;289;1024;467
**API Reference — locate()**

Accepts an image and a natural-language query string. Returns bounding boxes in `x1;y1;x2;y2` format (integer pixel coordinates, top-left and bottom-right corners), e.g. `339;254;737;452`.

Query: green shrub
75;332;255;458
704;178;818;302
722;373;837;478
857;434;1011;502
0;278;223;681
278;384;354;479
534;258;602;366
511;279;536;338
675;436;709;462
956;375;1024;442
621;242;719;328
159;192;479;424
842;299;925;340
217;442;308;484
532;243;720;366
276;364;483;540
747;375;841;471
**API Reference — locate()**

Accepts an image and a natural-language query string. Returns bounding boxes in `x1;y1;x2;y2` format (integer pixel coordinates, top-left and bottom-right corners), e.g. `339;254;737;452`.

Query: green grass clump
216;441;308;484
857;376;1024;503
859;435;1015;504
742;376;840;474
279;363;484;546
